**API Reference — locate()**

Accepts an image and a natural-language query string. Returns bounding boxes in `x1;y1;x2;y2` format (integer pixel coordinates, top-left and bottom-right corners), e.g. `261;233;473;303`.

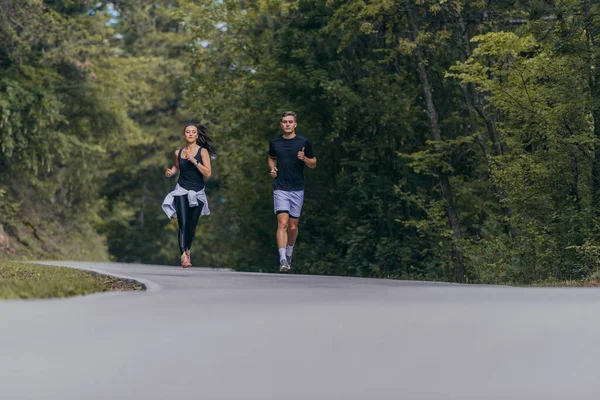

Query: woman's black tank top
177;147;205;191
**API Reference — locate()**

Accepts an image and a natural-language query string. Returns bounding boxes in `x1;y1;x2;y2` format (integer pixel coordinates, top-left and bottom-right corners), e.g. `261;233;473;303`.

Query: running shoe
286;254;293;269
181;252;192;268
279;258;290;272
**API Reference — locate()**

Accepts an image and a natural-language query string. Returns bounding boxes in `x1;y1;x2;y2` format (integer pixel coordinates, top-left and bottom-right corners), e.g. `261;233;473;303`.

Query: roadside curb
32;261;162;294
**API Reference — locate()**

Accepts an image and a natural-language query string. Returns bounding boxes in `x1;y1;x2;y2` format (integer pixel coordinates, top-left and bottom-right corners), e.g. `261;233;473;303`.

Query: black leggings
174;195;203;255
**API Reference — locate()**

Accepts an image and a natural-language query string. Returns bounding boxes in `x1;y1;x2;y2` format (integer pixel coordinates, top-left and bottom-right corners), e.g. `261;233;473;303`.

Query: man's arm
268;139;278;177
297;146;317;169
268;156;276;169
304;156;317;169
268;156;278;177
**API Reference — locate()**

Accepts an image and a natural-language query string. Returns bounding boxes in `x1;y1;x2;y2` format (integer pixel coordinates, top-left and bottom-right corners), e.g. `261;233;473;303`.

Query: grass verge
529;280;599;287
527;272;600;287
0;261;144;300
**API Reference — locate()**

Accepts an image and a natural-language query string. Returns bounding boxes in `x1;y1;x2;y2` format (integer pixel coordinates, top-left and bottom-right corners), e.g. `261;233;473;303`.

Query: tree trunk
450;4;515;237
451;4;504;157
586;26;600;221
406;5;466;283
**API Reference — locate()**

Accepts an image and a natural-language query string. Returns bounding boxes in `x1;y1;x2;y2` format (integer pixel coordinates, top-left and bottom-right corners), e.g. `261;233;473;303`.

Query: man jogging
268;111;317;272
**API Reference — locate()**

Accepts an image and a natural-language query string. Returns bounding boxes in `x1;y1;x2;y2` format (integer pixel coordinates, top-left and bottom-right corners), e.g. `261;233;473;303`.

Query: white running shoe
286;254;293;269
279;259;290;272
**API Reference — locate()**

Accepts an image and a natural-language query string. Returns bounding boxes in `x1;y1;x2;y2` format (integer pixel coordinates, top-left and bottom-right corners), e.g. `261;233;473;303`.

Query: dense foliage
3;0;600;284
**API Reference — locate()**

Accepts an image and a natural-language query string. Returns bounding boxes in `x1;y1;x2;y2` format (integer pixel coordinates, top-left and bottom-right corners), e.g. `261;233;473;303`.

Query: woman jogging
162;123;216;268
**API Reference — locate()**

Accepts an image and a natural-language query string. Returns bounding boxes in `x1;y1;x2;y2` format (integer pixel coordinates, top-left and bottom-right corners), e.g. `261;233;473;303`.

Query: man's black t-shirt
269;134;315;191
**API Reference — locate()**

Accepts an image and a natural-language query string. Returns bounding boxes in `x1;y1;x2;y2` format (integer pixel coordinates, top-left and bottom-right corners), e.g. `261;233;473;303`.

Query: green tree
0;1;137;259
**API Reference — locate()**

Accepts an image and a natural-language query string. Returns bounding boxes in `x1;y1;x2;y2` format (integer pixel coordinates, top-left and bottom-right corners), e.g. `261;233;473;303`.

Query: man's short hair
281;111;297;122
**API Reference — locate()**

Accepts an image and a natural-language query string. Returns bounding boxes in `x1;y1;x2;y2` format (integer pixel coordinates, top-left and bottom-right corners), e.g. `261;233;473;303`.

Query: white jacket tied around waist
162;184;210;219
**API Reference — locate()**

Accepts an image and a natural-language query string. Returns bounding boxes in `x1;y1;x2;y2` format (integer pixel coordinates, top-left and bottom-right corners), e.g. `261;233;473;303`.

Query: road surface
1;261;599;399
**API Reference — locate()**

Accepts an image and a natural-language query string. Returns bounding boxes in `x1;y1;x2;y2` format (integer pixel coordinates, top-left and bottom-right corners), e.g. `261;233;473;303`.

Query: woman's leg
185;200;203;251
174;196;188;255
175;196;203;252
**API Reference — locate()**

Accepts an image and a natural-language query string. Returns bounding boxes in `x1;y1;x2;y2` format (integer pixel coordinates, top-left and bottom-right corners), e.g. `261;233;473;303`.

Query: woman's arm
165;150;180;177
192;148;212;177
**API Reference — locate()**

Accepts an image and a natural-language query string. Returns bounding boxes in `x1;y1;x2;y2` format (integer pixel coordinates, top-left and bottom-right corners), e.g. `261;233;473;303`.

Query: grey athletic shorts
274;190;305;219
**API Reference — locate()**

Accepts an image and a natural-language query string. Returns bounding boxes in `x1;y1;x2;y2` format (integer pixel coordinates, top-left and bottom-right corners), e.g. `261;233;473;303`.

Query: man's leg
285;191;304;268
286;217;299;268
274;190;292;271
276;212;290;271
276;212;290;249
287;218;299;246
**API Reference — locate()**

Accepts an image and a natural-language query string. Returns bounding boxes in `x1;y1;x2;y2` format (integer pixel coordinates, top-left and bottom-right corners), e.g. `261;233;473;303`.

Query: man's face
280;116;297;134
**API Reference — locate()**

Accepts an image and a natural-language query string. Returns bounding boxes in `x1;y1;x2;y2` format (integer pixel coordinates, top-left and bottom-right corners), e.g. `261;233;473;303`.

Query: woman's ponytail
184;123;217;157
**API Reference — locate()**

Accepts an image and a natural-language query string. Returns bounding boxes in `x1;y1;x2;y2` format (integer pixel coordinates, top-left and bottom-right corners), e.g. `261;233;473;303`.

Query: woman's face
184;126;198;143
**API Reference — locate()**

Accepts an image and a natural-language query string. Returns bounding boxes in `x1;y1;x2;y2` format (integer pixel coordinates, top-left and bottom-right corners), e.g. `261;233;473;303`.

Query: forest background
2;0;600;284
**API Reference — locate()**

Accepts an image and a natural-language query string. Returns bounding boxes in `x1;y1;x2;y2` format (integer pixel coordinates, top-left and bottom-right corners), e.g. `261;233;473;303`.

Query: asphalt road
1;261;600;400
